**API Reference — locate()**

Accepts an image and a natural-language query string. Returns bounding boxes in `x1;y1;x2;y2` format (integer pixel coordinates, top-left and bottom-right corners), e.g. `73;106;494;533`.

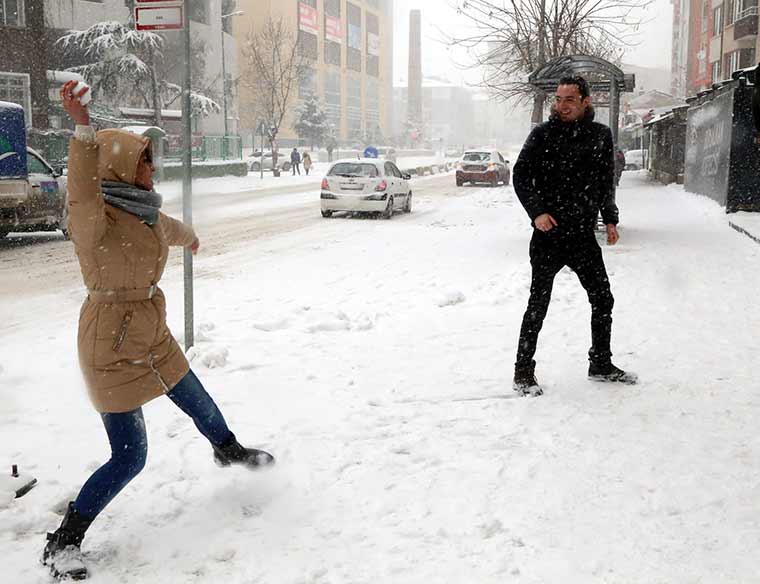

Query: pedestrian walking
614;149;626;187
302;151;312;175
43;81;275;581
291;147;301;175
512;75;637;397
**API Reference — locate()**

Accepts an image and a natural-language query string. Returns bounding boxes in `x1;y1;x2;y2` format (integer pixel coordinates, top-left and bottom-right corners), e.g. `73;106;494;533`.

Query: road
0;172;460;303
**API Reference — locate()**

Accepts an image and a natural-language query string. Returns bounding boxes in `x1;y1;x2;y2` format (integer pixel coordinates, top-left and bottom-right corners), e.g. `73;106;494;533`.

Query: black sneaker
513;372;543;397
588;362;638;385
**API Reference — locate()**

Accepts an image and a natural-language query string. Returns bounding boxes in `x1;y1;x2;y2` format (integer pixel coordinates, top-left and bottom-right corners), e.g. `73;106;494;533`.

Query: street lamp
220;9;244;154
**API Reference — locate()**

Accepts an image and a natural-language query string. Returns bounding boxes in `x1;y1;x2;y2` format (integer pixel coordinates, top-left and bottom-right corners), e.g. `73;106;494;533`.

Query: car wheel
404;192;412;213
382;197;394;220
0;229;8;240
282;162;291;172
456;179;463;187
251;162;261;172
321;210;333;218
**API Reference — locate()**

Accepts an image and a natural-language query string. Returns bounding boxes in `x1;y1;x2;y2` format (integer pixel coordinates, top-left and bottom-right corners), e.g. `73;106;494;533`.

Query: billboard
684;88;733;205
299;3;319;35
325;15;342;43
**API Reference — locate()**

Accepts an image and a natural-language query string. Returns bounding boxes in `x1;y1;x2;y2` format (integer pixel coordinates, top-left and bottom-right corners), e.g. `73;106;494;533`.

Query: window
324;71;341;131
0;72;31;125
711;60;722;83
366;12;380;77
366;77;380;131
726;0;735;24
346;76;362;140
347;2;362;73
328;162;378;177
299;67;317;98
1;0;24;26
702;1;709;32
713;6;723;35
27;153;52;176
299;31;318;60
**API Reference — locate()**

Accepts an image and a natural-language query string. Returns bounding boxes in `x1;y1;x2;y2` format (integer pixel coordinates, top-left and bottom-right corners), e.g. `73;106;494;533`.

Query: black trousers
515;231;614;371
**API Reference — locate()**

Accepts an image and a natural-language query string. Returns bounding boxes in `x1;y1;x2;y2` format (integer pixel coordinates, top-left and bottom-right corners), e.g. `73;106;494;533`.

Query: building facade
1;0;49;128
674;0;759;96
234;0;394;147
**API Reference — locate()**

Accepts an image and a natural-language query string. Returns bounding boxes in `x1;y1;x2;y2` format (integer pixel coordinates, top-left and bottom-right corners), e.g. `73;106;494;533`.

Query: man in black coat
512;75;637;396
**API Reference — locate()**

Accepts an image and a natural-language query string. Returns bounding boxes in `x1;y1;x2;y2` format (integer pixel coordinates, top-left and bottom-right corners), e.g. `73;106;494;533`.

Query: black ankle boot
513;363;543;396
42;502;94;581
213;434;275;469
588;361;638;385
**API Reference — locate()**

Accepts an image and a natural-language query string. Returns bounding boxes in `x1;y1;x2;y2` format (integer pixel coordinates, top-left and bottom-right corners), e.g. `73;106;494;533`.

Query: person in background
43;80;275;582
291;147;302;175
303;151;312;175
614;149;626;187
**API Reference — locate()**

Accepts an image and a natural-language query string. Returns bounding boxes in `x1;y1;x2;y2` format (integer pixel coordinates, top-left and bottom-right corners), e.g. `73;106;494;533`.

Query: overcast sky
393;0;673;86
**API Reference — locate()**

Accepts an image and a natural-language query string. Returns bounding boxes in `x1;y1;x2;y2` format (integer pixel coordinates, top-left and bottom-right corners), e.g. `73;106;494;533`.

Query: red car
456;150;510;187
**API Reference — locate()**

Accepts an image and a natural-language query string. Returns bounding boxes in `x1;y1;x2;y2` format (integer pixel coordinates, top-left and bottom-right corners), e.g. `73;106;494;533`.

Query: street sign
135;5;183;31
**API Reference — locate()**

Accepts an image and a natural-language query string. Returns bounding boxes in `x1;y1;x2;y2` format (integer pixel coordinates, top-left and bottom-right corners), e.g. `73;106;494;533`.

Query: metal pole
182;0;194;350
220;15;229;158
609;78;619;145
260;124;264;180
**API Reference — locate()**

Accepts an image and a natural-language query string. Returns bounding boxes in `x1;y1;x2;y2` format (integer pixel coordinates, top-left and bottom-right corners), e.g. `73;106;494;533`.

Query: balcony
734;7;759;40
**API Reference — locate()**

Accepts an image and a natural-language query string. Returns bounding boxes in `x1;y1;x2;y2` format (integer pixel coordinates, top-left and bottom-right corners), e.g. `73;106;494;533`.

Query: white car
320;158;412;219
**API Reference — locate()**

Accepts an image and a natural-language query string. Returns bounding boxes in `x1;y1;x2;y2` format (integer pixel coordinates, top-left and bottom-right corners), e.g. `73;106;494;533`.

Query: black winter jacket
513;111;619;235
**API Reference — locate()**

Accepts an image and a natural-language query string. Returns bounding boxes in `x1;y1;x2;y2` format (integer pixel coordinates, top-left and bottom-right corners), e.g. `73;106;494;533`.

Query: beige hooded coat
68;129;196;413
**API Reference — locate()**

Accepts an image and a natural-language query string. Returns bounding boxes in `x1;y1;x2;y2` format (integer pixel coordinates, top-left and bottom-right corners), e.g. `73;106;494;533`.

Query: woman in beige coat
43;81;274;582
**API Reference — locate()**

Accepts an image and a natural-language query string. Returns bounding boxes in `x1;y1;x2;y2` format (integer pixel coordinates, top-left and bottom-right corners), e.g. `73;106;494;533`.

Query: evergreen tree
294;93;330;150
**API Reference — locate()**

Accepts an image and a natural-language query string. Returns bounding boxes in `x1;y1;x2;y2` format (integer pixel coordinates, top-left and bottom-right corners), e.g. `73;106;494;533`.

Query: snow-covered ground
2;171;760;583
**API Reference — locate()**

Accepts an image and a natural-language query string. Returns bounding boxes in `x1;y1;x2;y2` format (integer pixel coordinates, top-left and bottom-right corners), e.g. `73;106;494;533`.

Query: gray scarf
101;181;162;226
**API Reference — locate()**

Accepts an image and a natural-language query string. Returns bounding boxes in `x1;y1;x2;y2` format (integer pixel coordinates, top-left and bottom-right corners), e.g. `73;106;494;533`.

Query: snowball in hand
73;81;92;106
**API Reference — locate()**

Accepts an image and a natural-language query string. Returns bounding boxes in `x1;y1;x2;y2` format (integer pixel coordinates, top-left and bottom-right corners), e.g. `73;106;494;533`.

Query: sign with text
299;3;319;34
325;15;342;43
135;5;183;31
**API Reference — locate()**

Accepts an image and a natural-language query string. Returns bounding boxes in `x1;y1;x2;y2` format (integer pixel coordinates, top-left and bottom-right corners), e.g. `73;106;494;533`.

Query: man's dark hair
558;75;590;100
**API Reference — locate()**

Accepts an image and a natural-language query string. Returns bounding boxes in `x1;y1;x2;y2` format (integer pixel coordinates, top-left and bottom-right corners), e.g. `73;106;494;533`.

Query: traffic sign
135;5;183;31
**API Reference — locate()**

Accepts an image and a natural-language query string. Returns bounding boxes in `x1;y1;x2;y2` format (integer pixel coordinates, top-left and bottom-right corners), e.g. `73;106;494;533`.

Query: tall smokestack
408;10;422;127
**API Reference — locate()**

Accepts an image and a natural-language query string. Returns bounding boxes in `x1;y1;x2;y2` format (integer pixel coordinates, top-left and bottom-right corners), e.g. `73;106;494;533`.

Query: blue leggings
73;369;234;520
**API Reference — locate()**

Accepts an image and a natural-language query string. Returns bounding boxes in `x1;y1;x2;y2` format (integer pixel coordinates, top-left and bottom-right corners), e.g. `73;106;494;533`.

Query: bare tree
447;0;650;124
240;18;309;165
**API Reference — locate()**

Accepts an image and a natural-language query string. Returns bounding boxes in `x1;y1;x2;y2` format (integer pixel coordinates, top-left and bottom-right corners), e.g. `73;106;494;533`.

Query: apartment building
234;0;394;146
674;0;759;96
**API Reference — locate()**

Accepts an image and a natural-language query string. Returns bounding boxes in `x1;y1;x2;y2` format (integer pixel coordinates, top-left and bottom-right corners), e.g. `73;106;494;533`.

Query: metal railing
165;135;243;161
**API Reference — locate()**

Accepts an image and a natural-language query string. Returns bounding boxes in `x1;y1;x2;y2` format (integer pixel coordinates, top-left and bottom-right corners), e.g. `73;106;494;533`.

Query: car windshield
328;163;379;178
463;152;490;162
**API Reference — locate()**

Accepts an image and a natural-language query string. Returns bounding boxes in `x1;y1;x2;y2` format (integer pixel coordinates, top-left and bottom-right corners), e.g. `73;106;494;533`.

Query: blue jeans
73;370;234;520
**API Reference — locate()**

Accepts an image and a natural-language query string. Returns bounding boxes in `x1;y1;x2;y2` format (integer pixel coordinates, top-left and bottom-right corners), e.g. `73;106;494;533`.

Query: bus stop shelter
528;55;635;144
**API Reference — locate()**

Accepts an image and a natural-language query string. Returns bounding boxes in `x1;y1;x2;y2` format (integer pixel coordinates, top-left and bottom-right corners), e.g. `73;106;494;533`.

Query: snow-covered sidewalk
2;171;760;583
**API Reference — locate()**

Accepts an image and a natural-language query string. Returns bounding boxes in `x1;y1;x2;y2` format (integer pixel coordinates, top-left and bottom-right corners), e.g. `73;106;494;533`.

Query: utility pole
182;0;194;350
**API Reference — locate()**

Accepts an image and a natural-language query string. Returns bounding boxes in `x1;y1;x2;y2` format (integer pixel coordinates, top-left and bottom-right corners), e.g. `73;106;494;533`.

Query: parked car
247;150;291;173
320;158;412;219
455;150;510;187
376;147;397;163
624;149;646;170
1;101;68;240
